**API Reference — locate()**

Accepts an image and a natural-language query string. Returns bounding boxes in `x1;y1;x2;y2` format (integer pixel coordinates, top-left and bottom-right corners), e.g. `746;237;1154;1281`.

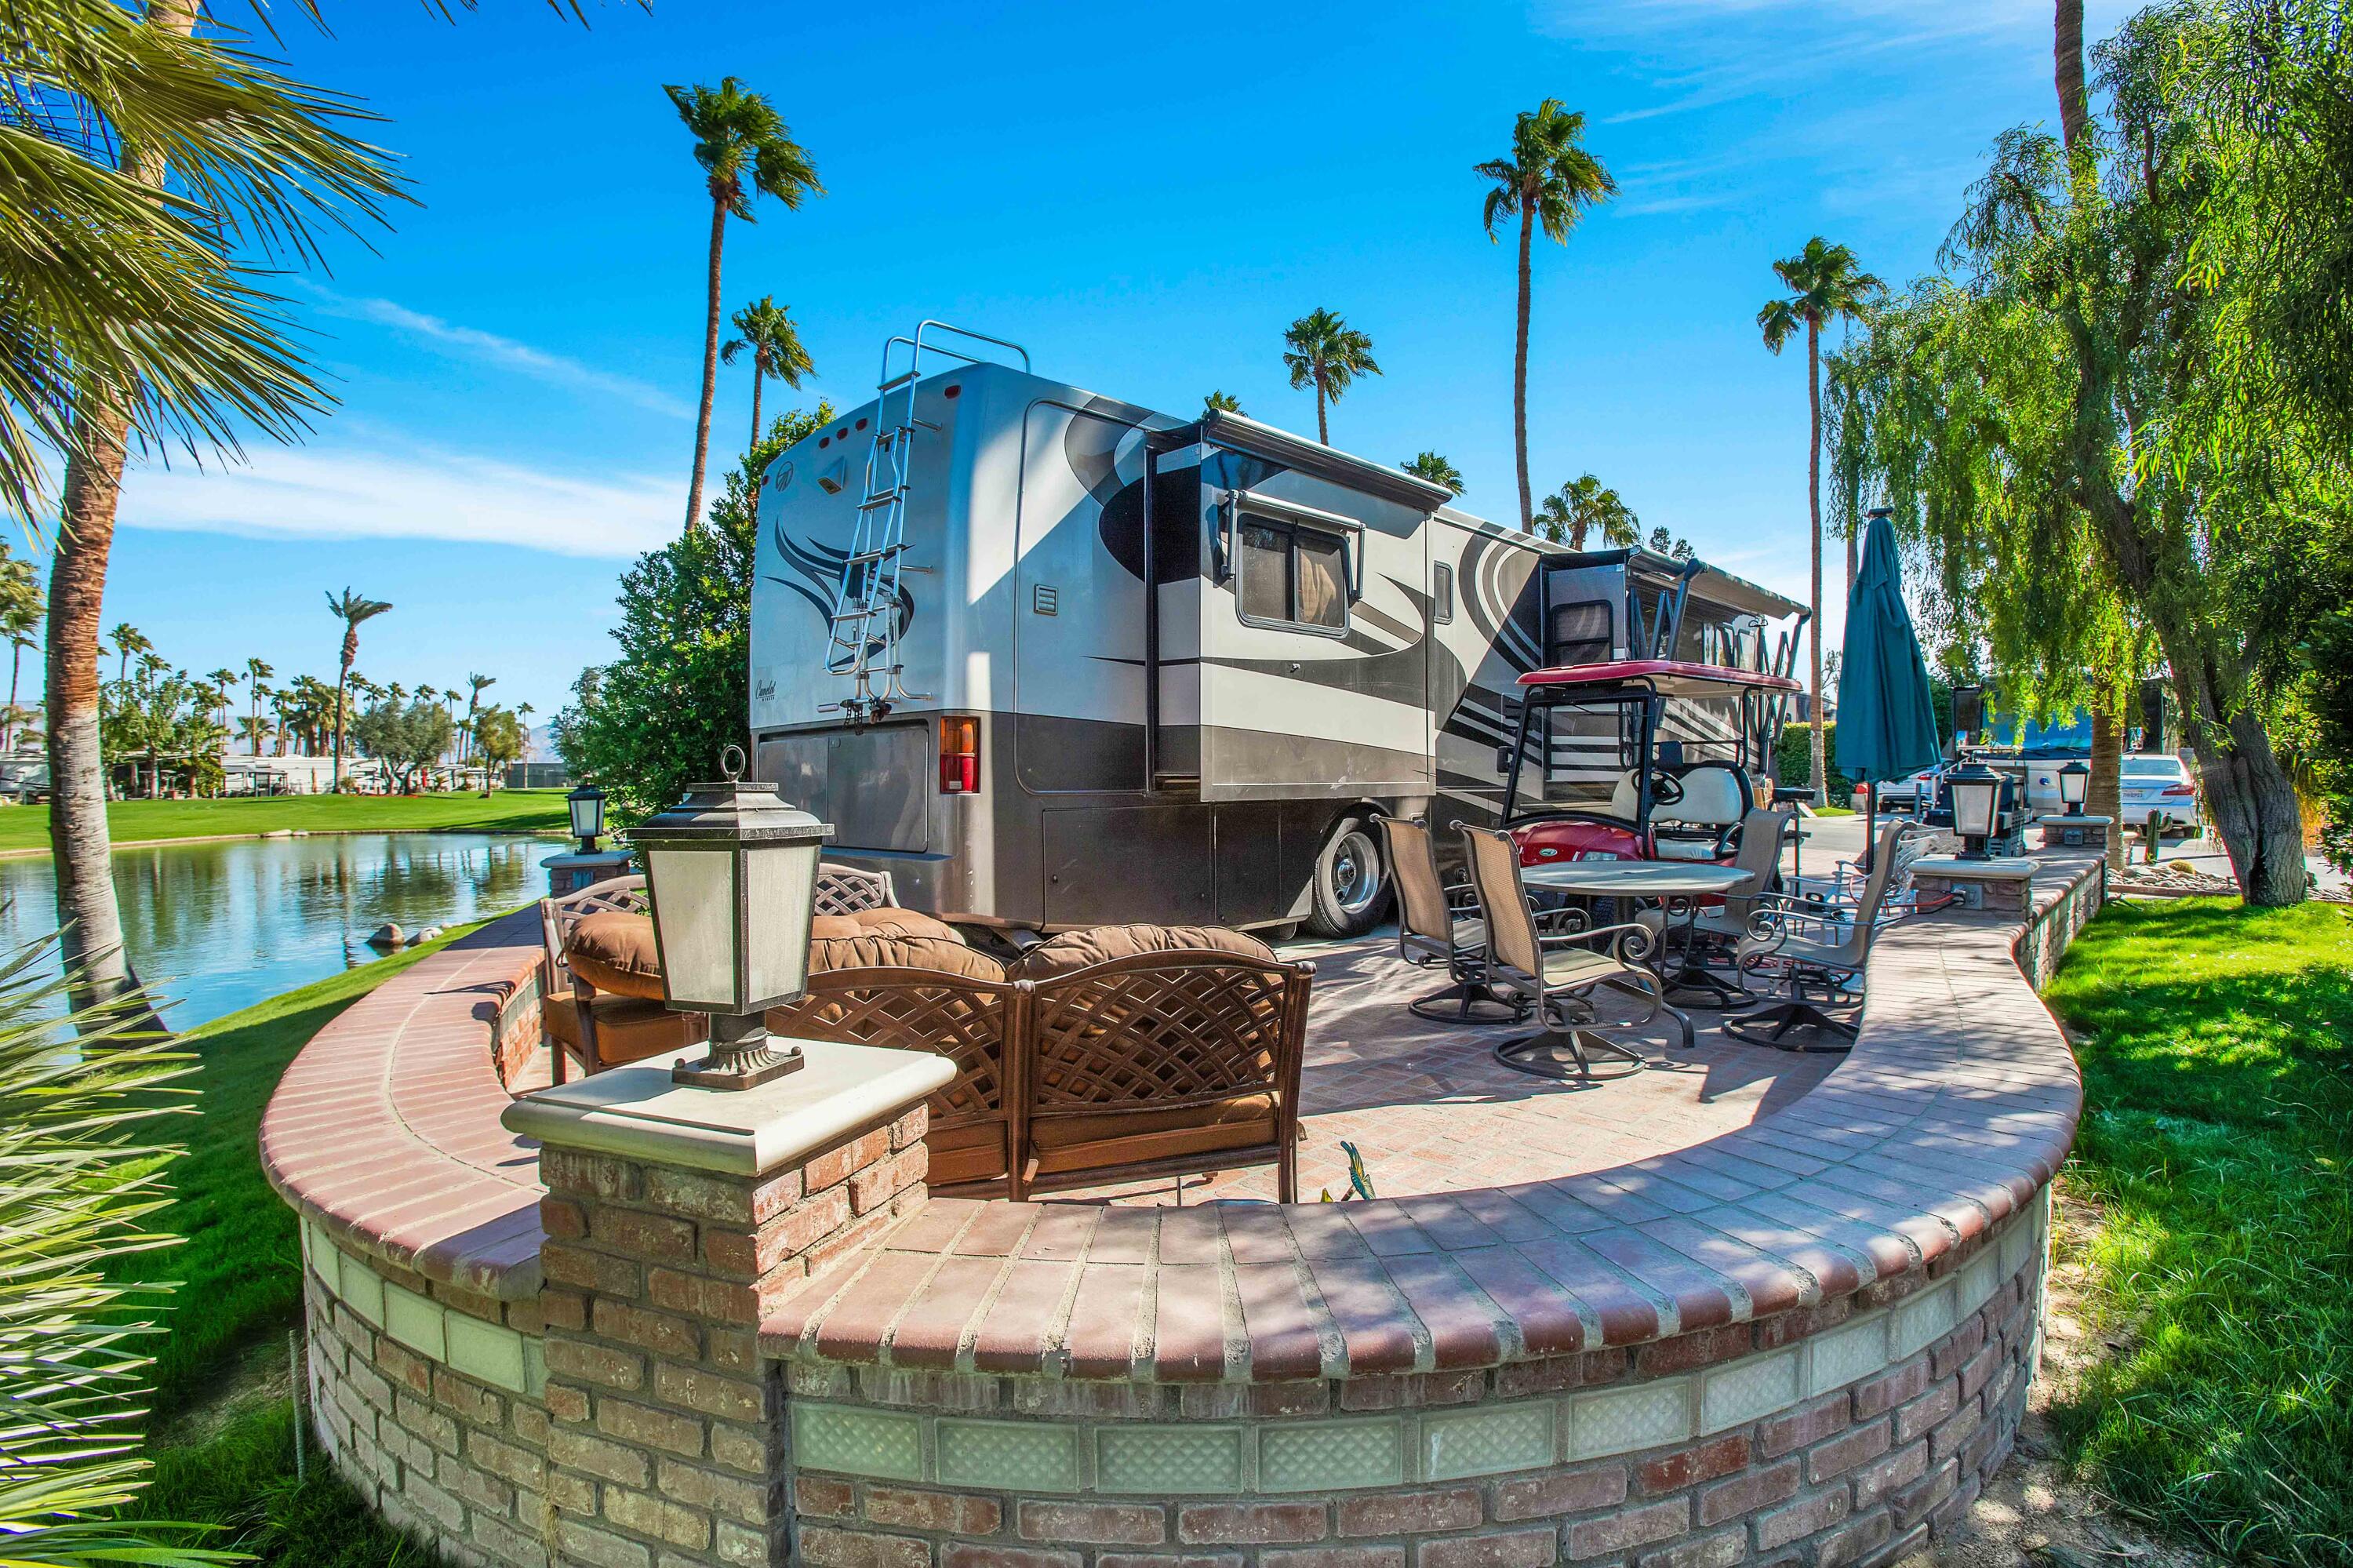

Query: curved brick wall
264;859;2102;1568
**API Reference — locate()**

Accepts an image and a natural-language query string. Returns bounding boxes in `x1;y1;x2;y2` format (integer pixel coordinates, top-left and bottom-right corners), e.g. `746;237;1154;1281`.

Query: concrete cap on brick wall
503;1039;953;1177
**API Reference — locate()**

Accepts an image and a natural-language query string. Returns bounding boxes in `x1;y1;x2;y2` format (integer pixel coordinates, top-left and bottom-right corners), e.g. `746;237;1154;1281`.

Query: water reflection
0;833;548;1030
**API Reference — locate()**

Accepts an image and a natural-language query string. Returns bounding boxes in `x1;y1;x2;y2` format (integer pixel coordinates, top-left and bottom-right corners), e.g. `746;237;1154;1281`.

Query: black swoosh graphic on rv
769;522;912;645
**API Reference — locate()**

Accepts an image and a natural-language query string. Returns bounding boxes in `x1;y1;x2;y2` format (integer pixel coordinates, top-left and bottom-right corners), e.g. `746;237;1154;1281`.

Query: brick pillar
506;1041;952;1568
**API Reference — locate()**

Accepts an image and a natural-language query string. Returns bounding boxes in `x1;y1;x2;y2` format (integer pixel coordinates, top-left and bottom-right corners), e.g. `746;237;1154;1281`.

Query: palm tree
1537;473;1639;550
1203;391;1243;415
27;0;402;1024
1282;309;1380;446
1402;452;1465;496
462;674;496;767
1478;100;1616;532
721;297;815;449
243;657;273;754
1759;237;1882;798
1;569;42;754
325;589;393;791
666;78;823;533
205;668;239;735
107;624;149;686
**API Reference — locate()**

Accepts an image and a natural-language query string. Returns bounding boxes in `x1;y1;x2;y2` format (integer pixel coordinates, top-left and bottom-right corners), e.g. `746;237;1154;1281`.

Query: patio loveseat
767;923;1310;1201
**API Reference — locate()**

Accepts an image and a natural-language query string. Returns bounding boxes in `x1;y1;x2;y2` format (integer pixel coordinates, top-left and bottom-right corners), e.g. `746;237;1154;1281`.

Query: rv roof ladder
822;322;1030;720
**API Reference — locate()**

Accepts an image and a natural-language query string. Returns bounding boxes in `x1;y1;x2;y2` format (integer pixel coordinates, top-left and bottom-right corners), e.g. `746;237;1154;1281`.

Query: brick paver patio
1063;926;1841;1205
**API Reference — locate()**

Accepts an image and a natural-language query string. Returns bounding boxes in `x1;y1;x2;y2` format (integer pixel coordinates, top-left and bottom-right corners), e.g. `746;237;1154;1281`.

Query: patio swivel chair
1459;825;1690;1079
1379;817;1520;1023
1723;819;1908;1052
1638;807;1791;1006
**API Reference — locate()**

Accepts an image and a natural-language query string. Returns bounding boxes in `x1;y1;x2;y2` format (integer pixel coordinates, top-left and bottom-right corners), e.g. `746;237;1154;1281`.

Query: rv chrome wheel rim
1329;828;1382;916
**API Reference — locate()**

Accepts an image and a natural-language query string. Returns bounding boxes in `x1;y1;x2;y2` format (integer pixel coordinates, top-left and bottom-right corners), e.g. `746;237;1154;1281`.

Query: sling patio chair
1724;818;1911;1052
1459;824;1690;1080
1379;816;1521;1023
1635;806;1792;1007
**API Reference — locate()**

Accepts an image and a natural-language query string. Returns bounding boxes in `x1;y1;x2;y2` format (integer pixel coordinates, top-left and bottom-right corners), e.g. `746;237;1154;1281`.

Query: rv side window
1432;562;1455;624
1237;513;1350;634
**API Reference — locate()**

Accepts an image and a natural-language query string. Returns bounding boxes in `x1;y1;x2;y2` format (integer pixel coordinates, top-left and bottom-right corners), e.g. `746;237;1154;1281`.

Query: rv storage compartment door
758;723;931;853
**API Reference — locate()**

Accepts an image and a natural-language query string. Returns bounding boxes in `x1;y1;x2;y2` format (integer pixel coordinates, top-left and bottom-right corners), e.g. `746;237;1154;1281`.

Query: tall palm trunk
44;0;196;1028
684;192;728;532
2054;0;2089;156
1315;376;1329;445
1513;203;1536;531
2088;680;2125;868
1806;318;1827;799
7;643;21;748
747;363;764;450
331;630;356;789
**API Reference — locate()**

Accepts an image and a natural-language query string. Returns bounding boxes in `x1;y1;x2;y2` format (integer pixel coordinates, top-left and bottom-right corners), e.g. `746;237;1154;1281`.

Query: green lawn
0;790;569;854
118;923;505;1566
2044;897;2353;1568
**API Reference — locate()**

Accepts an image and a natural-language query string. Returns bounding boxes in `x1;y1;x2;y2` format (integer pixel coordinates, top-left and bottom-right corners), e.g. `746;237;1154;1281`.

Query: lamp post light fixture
629;747;832;1090
566;784;608;853
1947;761;2003;860
2057;759;2089;817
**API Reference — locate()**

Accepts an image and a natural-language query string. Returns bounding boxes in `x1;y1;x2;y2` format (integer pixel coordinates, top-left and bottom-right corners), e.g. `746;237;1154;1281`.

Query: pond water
0;832;552;1031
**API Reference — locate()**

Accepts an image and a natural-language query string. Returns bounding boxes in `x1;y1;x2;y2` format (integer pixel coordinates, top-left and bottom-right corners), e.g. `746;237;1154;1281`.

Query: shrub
1775;721;1854;806
556;404;831;824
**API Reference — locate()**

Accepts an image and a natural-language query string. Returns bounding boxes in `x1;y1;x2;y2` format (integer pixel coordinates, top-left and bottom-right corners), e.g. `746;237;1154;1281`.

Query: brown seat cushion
544;992;707;1068
1009;923;1275;980
565;911;665;1000
806;922;1002;978
1027;1093;1277;1175
845;907;963;943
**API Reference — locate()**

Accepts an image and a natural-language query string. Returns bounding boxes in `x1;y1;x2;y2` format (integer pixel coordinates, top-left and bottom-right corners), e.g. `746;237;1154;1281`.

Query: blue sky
78;0;2131;726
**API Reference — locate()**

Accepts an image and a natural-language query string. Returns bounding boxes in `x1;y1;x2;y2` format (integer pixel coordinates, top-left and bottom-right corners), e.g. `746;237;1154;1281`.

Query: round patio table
1521;859;1756;1023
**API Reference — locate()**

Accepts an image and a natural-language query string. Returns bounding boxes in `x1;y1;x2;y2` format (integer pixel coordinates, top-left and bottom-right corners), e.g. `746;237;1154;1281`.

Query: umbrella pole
1860;777;1878;875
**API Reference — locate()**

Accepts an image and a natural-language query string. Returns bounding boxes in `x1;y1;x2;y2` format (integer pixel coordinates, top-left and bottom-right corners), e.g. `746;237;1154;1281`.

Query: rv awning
1151;410;1455;512
1519;660;1802;700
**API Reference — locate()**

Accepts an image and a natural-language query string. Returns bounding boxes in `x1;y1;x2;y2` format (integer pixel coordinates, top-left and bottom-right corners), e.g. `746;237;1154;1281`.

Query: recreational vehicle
748;322;1806;939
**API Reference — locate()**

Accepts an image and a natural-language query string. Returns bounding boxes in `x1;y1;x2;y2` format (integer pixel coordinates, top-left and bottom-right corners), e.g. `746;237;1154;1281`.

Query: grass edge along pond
122;922;504;1568
2044;897;2353;1568
0;789;572;856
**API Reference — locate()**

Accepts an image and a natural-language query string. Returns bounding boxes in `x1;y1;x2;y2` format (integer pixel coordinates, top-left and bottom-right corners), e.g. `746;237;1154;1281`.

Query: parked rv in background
748;324;1806;938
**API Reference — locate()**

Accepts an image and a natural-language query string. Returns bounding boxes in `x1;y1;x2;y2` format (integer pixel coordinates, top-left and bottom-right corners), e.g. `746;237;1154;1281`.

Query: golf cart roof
1518;660;1803;700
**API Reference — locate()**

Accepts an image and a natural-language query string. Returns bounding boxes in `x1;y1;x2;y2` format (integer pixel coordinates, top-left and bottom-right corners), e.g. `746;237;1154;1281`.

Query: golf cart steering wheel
1648;769;1686;806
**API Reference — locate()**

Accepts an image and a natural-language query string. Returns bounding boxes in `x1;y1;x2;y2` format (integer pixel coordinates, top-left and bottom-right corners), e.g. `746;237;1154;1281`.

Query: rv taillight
940;717;980;795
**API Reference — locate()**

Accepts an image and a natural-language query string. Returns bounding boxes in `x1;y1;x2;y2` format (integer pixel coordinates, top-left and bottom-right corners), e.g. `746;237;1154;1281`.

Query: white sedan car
2119;754;2202;836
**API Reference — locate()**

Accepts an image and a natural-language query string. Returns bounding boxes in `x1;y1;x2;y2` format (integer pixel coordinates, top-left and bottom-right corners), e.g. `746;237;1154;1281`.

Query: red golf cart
1496;660;1802;866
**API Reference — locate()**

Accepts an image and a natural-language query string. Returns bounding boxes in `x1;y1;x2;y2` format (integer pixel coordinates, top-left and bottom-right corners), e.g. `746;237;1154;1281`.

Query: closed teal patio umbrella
1838;510;1944;863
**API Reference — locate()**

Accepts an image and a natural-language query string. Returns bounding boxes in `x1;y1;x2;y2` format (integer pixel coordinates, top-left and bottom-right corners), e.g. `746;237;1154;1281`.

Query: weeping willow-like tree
1827;0;2353;905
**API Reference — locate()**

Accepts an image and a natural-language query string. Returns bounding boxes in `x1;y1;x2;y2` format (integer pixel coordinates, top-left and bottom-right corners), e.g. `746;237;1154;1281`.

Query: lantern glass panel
646;844;738;1008
568;789;604;841
743;838;820;1003
2057;764;2089;809
1951;777;1998;839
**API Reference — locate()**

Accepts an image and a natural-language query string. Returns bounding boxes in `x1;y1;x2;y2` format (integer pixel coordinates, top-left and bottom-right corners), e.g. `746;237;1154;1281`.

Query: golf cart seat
1600;771;1643;821
1652;764;1752;861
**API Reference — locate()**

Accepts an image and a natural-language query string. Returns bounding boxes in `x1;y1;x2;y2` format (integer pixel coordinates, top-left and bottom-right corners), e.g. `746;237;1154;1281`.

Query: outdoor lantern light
629;747;831;1090
566;784;607;853
2057;759;2089;816
1947;761;2003;860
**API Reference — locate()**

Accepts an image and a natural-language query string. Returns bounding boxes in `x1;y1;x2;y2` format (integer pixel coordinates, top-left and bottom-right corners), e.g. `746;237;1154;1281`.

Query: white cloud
300;286;693;420
120;442;681;558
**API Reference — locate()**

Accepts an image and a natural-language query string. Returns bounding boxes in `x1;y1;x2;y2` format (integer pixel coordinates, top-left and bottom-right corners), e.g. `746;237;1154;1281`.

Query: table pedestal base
1494;1028;1646;1080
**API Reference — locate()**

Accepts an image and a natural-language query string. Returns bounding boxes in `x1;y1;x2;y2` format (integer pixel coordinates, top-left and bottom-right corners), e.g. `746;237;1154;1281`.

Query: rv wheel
1306;817;1391;938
